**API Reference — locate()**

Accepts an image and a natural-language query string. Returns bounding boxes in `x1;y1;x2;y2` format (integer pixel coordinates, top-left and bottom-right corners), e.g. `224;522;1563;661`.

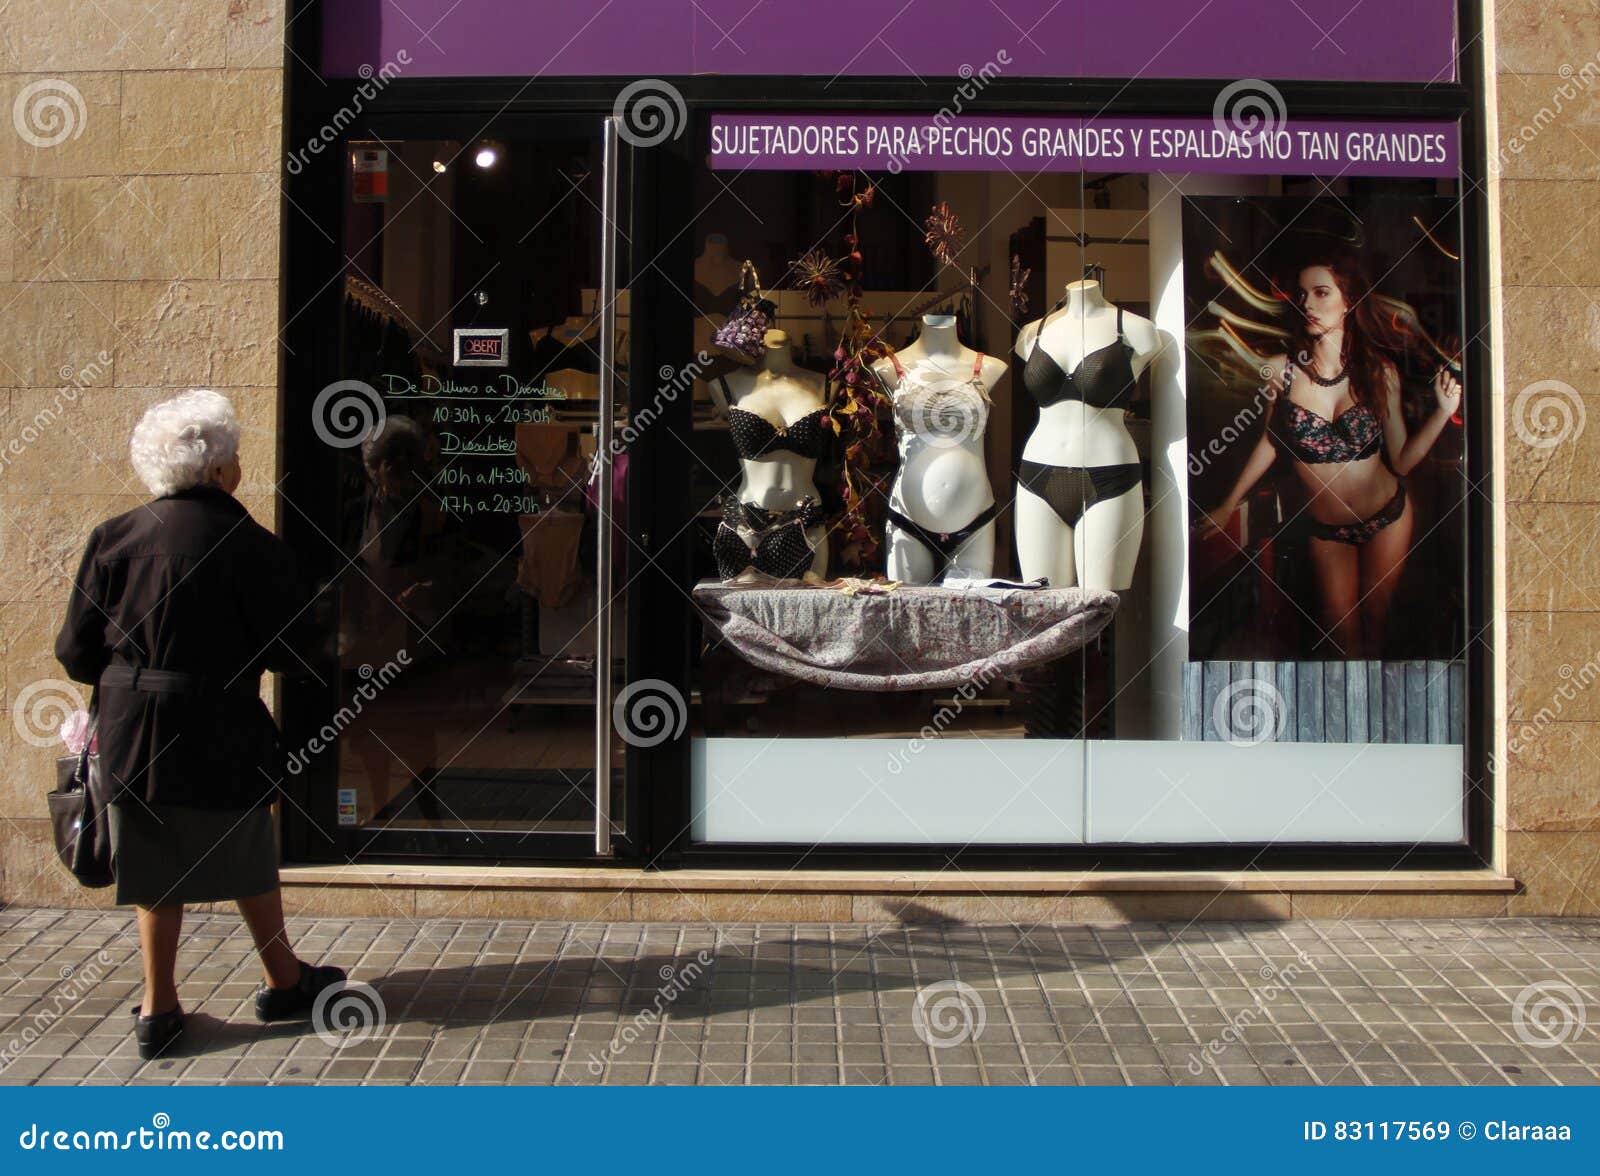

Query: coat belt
101;665;223;694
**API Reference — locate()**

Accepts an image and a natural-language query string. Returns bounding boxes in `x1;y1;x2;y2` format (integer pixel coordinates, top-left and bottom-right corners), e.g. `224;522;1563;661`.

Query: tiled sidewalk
0;909;1597;1085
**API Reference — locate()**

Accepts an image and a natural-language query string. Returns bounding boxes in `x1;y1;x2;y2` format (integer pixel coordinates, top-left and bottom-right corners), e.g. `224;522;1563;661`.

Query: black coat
55;486;314;810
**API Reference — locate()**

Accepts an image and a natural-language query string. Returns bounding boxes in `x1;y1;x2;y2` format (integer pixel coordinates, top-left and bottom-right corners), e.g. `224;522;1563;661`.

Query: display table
691;579;1120;692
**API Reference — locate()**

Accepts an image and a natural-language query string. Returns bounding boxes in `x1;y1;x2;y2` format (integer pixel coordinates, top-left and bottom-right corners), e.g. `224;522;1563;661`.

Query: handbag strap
739;259;762;301
76;688;98;783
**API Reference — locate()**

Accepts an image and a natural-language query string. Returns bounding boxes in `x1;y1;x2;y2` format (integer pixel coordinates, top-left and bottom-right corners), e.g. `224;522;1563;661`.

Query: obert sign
453;328;510;368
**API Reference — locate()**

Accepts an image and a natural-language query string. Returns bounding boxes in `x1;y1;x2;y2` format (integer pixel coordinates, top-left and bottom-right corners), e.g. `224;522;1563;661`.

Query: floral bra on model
1271;359;1383;464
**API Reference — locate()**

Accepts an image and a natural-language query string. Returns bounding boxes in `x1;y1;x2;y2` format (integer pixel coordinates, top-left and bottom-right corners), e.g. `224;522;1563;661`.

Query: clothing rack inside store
1043;230;1152;249
887;265;988;323
343;273;449;366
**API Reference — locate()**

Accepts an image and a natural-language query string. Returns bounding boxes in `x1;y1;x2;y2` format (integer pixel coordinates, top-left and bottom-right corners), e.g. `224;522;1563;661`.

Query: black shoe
254;961;348;1023
133;1003;185;1061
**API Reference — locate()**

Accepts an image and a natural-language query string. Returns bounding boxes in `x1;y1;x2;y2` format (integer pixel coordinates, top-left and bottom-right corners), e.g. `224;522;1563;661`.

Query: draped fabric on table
692;582;1120;691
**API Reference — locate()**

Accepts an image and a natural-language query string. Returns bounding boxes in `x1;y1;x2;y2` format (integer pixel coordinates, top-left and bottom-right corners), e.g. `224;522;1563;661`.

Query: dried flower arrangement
1009;253;1032;318
923;201;966;267
794;171;894;570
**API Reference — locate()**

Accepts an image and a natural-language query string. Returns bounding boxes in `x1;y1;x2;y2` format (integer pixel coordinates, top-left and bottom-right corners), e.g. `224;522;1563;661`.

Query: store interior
333;133;627;837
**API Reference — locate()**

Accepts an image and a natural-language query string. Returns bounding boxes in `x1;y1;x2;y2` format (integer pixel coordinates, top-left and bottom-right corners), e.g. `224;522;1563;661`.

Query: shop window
682;116;1469;848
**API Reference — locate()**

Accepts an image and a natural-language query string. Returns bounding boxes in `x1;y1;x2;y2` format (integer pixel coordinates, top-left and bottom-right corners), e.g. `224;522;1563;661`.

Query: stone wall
1494;0;1600;915
0;1;286;905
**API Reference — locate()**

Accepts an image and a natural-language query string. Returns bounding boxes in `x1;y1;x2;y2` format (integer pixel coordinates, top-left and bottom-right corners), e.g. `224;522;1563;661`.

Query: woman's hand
1389;365;1461;475
1433;366;1462;416
1196;504;1236;538
397;580;434;609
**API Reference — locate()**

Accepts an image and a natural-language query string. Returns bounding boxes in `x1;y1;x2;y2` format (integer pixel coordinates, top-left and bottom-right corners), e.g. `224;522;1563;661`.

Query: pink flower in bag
60;709;91;756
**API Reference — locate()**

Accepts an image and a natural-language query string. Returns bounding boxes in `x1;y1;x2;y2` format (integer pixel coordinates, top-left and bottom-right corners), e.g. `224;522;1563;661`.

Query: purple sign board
322;1;1458;85
708;114;1460;178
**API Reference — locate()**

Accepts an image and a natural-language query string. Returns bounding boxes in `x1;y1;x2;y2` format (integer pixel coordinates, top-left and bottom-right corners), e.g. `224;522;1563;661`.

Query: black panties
886;502;999;580
1304;482;1406;545
713;496;825;580
1017;461;1142;528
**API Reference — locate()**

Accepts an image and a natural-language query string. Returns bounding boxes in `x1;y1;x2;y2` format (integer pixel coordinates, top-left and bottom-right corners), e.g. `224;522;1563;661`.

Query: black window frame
280;0;1495;873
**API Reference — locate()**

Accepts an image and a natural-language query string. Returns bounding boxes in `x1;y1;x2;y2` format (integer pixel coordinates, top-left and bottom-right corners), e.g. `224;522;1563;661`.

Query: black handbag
47;716;114;889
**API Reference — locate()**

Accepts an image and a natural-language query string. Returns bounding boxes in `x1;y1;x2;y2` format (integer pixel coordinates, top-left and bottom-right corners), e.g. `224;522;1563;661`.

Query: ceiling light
474;144;498;169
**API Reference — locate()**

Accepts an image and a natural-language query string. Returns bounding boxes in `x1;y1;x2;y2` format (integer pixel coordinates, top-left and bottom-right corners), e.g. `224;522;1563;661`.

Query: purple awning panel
322;1;1457;85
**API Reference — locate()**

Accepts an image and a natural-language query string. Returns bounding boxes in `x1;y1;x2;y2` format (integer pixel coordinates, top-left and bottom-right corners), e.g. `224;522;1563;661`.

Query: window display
284;1;1487;872
683;112;1470;848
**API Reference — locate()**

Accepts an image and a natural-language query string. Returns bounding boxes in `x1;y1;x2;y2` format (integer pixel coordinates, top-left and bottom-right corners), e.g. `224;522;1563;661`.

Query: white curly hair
129;389;241;497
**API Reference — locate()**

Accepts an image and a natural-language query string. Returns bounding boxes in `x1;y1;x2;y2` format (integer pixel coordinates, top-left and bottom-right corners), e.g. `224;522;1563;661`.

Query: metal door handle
594;118;621;857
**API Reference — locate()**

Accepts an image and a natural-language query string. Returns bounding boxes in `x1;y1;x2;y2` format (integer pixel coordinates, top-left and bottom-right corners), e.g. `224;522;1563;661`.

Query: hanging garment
515;424;586;494
517;510;587;607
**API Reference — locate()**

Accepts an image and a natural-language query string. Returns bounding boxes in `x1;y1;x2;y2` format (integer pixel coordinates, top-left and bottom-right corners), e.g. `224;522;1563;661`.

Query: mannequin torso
711;331;830;579
694;234;745;314
1015;281;1158;465
872;314;1006;583
712;333;827;510
1013;281;1160;590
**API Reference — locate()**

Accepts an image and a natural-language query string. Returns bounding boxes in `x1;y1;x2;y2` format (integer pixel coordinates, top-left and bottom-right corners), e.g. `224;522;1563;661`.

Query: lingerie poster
1183;195;1466;663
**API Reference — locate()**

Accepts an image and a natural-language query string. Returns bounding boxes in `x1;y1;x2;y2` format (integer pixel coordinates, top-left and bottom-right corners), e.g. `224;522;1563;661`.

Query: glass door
284;115;634;861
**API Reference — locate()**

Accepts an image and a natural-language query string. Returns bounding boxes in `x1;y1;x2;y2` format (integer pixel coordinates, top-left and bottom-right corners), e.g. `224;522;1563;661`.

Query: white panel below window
691;737;1464;846
1087;741;1464;843
691;737;1086;844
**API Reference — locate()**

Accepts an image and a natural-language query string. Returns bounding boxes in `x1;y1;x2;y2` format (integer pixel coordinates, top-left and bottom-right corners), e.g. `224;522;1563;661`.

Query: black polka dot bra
719;376;831;461
713;495;826;580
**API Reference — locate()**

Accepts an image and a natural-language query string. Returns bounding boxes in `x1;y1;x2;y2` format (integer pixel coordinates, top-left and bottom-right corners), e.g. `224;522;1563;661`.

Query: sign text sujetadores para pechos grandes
708;115;1459;179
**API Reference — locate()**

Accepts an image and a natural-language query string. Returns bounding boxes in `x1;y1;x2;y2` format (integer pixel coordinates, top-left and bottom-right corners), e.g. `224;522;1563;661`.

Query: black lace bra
720;377;831;460
1021;304;1137;410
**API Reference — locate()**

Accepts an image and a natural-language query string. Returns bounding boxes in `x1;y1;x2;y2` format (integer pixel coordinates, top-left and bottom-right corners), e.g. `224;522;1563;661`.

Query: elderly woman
54;389;344;1060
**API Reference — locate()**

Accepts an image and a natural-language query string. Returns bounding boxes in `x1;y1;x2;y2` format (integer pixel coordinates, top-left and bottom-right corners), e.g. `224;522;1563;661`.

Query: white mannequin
710;329;830;578
1014;280;1159;590
871;314;1007;584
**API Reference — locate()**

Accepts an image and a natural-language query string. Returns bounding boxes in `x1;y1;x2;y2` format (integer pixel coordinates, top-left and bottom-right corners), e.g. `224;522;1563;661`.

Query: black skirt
108;801;279;907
